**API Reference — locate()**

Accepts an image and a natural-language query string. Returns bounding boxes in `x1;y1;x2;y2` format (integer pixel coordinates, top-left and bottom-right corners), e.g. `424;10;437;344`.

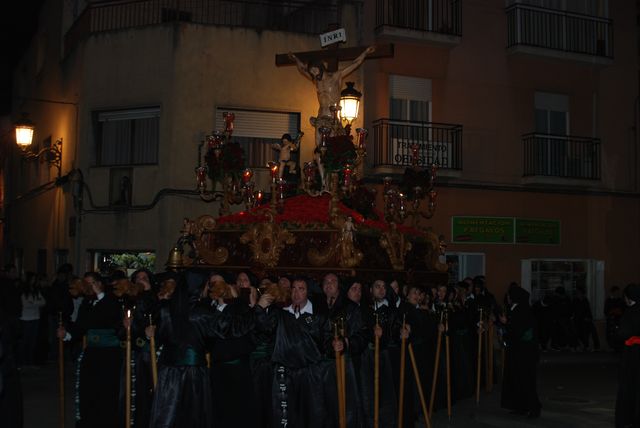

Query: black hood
508;285;530;305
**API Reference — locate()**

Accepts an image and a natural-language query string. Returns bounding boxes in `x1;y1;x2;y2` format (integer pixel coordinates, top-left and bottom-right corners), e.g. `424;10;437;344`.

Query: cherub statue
272;133;299;178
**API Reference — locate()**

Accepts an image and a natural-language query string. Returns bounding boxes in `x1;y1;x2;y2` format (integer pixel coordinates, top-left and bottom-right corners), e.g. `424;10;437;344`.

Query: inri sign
320;28;346;47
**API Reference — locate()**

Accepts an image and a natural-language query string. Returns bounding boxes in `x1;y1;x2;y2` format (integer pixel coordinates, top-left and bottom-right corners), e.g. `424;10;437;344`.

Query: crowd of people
0;263;638;428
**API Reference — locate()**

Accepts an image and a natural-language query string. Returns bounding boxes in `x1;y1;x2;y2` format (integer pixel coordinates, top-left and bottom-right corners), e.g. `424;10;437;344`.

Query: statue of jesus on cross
288;45;375;120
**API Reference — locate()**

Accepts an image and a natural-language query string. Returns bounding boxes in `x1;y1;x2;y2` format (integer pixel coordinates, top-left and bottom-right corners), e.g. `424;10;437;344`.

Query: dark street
20;350;618;428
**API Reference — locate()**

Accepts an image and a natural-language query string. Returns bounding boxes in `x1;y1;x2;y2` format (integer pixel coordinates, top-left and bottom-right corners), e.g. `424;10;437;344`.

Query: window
94;107;160;166
389;75;432;122
533;92;570;176
535;92;569;135
446;252;485;286
90;250;156;277
522;259;605;319
215;108;300;168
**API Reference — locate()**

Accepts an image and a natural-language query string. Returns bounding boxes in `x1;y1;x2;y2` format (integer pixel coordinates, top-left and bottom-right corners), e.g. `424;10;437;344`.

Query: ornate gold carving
179;215;229;266
336;216;363;268
379;222;412;271
307;240;336;267
424;229;448;273
240;211;296;268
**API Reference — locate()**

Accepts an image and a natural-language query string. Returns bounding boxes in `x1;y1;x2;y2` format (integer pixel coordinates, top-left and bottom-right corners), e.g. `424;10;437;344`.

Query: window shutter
215;108;299;138
389;75;432;102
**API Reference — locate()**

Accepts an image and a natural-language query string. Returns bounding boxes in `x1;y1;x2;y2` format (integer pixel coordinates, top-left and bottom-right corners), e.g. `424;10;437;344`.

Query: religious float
167;119;447;286
166;42;448;286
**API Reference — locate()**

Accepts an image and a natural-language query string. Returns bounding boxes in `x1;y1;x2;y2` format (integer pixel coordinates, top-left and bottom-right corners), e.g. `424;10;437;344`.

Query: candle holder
223;112;235;137
267;161;279;183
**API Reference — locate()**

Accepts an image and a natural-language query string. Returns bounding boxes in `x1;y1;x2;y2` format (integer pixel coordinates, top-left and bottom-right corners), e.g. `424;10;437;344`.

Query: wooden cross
275;25;394;71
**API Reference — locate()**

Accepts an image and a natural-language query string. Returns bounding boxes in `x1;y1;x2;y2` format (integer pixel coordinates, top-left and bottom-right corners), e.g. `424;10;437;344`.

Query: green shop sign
515;218;561;245
451;217;515;243
451;216;560;245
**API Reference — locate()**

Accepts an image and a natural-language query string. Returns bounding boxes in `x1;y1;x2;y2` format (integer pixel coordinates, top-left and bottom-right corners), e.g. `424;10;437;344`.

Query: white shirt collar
374;299;389;309
285;300;313;318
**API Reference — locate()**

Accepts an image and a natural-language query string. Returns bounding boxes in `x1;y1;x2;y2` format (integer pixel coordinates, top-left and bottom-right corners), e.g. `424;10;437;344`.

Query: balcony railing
506;4;613;59
522;133;600;180
375;0;461;37
372;119;462;170
65;0;338;55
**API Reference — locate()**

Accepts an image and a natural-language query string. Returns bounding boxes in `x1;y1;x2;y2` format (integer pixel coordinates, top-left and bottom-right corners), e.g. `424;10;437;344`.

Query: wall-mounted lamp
339;82;362;126
14;113;63;178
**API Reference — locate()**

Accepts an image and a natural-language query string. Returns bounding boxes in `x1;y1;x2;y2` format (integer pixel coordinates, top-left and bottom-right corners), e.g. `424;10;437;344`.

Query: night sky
0;0;45;115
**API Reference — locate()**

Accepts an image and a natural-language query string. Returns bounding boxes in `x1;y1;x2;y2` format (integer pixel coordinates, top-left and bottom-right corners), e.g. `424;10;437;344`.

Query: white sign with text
320;28;346;47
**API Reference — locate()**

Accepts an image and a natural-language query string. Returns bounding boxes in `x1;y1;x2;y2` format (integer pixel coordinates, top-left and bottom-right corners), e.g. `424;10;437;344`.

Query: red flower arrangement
216;194;422;237
204;142;246;183
322;135;357;174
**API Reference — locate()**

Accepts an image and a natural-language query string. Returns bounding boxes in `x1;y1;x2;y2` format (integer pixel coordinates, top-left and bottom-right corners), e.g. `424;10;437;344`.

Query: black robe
615;302;640;428
209;301;256;428
500;299;541;415
250;305;279;428
395;302;439;426
448;303;475;401
117;290;158;428
268;302;328;428
359;302;400;428
0;308;23;428
149;297;254;428
70;294;124;428
319;295;366;428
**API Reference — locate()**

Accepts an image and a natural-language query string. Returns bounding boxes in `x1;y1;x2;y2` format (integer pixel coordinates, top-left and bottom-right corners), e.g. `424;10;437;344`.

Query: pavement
19;350;619;428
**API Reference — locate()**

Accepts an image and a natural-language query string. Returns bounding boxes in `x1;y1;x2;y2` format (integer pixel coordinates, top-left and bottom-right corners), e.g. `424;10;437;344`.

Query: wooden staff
148;314;158;389
334;321;346;428
58;312;65;428
484;318;490;392
374;313;380;428
398;314;407;428
125;309;132;428
445;310;452;420
476;308;483;405
487;318;494;393
339;318;347;428
408;343;432;428
429;311;444;416
501;345;506;382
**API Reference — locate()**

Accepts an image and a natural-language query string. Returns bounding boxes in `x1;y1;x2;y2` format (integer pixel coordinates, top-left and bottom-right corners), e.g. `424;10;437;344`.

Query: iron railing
375;0;461;36
65;0;338;54
506;4;613;58
522;133;600;179
372;118;462;170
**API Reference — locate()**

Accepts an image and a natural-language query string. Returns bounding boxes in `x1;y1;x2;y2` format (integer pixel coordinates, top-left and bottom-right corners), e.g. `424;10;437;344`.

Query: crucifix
276;27;393;189
276;33;393;121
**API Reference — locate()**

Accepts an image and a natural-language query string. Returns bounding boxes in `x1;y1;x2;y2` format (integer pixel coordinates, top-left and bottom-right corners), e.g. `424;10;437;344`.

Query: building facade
3;0;639;318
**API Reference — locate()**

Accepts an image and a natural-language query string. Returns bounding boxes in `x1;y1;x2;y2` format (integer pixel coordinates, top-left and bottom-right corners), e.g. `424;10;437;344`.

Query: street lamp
15;113;35;148
340;82;362;127
14;113;63;178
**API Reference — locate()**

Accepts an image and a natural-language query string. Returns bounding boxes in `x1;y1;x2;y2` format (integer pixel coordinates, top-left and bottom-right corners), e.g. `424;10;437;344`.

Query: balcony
65;0;338;55
522;133;601;182
375;0;461;45
371;118;462;175
506;4;613;64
